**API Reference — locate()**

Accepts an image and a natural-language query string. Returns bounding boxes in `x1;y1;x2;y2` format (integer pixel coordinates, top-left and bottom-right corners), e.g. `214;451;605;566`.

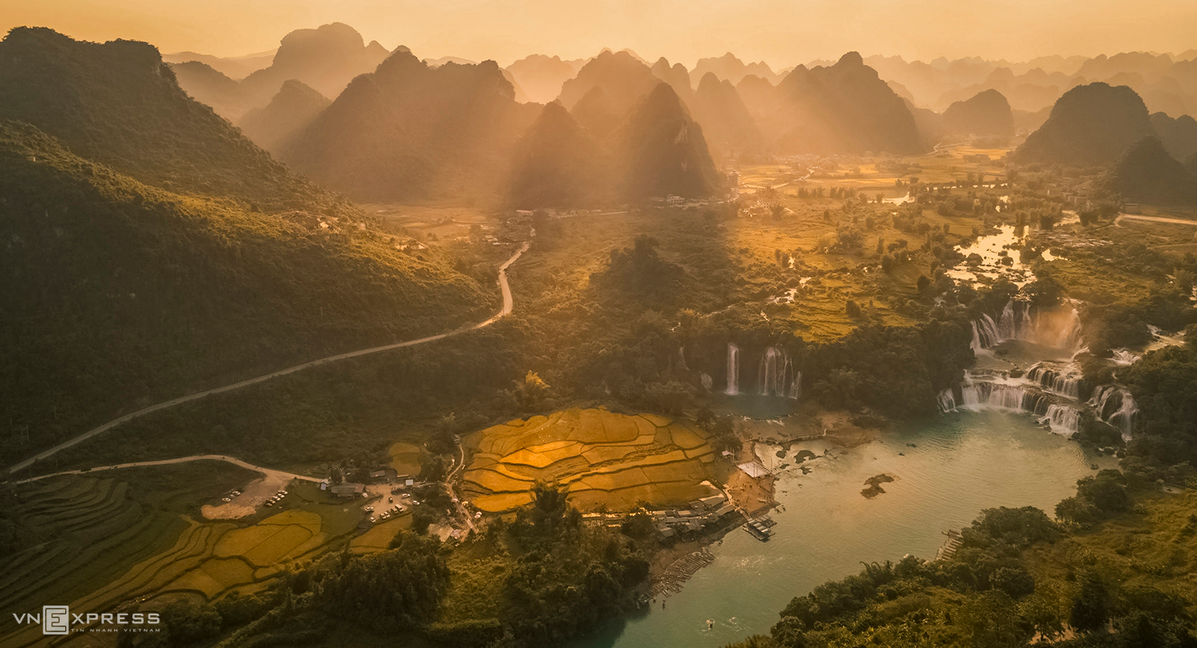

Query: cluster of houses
581;493;739;538
321;467;418;499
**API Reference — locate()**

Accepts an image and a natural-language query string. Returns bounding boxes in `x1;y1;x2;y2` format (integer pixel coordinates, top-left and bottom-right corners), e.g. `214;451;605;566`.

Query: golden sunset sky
2;0;1194;65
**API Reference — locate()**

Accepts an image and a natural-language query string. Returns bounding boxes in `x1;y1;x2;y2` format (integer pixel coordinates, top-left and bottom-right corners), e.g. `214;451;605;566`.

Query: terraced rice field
461;408;724;512
0;468;369;647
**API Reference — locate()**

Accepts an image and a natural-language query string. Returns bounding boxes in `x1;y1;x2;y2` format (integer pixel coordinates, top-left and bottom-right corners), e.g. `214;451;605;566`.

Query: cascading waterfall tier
971;301;1085;354
1025;362;1083;399
940;372;1080;435
1089;385;1139;441
725;343;740;396
757;346;801;399
725;343;801;399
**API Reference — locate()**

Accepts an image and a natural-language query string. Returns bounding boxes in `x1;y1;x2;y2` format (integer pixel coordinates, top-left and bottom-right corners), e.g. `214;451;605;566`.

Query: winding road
12;453;321;485
7;236;533;475
444;441;477;532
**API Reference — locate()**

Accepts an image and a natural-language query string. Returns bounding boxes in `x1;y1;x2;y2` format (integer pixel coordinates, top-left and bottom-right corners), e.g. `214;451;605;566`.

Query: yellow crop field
462;409;725;513
465;469;535;493
350;516;412;553
580;444;637;464
200;558;256;587
162;567;226;599
214;525;279;557
669;425;708;450
389;441;422;476
472;492;534;512
241;525;314;567
259;510;321;532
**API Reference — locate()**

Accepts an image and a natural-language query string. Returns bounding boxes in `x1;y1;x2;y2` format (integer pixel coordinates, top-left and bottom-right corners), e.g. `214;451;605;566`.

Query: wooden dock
743;516;776;541
934;529;963;561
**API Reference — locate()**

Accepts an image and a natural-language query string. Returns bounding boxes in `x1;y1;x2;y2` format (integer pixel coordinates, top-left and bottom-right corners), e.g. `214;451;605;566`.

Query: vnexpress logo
42;606;69;635
12;605;159;635
9;606;70;635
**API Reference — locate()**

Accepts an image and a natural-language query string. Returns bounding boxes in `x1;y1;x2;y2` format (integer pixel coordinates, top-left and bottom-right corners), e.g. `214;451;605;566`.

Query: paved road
8;237;533;475
13;453;320;485
1116;214;1197;226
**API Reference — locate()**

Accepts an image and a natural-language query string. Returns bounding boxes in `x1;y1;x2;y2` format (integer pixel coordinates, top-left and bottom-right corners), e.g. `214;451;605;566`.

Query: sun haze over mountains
6;0;1197;65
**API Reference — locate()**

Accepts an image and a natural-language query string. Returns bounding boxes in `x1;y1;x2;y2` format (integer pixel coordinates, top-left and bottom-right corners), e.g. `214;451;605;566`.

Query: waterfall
972;314;1002;350
998;301;1017;339
1112;393;1139;441
1111;349;1140;366
677;346;690;371
700;373;713;390
959;381;1052;414
757;346;801;399
1041;404;1083;435
1090;385;1139;440
937;389;957;412
980;301;1085;353
1026;362;1082;399
759;347;782;396
726;343;740;395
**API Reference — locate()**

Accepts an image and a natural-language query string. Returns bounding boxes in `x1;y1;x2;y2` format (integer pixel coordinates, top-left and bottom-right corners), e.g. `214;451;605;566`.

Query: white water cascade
757;346;801;399
971;301;1085;354
726;343;740;395
1089;385;1140;441
971;314;1002;353
1025;362;1083;399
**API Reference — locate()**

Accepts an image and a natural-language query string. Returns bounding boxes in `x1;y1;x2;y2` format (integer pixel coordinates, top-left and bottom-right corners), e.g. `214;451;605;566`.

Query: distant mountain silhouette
692;53;782;86
1107;136;1196;203
512;84;721;206
1013;106;1052;134
614;84;721;199
691;72;763;158
0;27;339;212
239;80;331;155
650;57;694;105
735;75;782;119
240;23;389;107
1150;112;1197;162
163;49;274;80
558;50;660;115
570;86;622;138
169;61;254;120
770;52;923;154
281;48;538;202
1014;82;1154;165
509;101;607;208
506;54;585;104
941;89;1014;139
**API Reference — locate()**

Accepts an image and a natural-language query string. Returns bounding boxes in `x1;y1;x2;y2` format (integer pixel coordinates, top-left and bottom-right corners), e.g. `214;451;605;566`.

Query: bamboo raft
650;549;716;598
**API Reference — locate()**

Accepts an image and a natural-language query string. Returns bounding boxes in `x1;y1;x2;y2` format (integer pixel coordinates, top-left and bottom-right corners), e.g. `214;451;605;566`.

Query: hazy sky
3;0;1194;66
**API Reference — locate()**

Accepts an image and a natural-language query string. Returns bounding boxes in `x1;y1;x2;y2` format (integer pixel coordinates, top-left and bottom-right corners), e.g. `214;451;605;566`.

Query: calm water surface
577;409;1112;648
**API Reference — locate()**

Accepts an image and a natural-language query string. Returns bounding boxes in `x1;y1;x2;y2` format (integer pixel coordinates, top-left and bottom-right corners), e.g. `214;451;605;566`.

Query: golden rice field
389;441;422;476
461;408;726;512
0;470;378;646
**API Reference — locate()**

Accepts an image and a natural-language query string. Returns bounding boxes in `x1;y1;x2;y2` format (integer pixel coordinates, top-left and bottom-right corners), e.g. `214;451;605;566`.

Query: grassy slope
0;27;341;214
0;122;492;467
